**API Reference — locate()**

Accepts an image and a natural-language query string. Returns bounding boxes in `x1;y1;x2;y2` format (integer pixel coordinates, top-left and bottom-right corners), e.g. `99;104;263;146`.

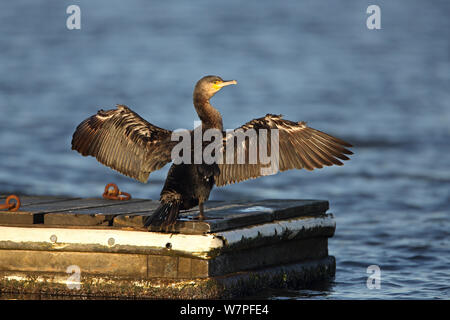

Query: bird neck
193;94;223;131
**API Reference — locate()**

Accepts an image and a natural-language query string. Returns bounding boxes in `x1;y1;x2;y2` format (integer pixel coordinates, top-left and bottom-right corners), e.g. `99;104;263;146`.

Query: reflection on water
0;0;449;299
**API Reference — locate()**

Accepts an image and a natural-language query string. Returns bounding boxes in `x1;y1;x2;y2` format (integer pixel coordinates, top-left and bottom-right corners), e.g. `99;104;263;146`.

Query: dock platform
0;194;336;299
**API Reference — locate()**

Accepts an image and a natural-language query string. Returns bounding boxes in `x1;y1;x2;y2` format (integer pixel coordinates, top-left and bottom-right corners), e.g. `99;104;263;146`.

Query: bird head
194;75;237;100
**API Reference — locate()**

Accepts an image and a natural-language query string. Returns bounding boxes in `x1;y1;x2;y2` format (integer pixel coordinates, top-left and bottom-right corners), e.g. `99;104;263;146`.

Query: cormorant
71;75;352;230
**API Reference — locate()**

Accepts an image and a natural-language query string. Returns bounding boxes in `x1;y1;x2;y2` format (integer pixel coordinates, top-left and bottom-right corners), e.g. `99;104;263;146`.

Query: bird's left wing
214;114;353;187
71;104;176;183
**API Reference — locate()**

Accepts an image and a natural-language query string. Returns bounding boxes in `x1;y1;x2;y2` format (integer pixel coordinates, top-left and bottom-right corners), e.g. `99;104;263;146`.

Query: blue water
0;0;449;299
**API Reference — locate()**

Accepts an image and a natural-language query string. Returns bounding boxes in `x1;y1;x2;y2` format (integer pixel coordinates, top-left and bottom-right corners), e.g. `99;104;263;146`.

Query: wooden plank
147;255;179;278
0;225;223;259
116;201;268;232
22;198;145;214
113;201;232;230
0;197;147;226
0;257;336;298
0;223;137;230
0;237;328;279
111;203;164;229
1;197;329;231
0;197;77;225
44;213;113;227
0;211;43;225
44;200;157;226
0;195;72;206
0;249;147;278
150;208;273;234
209;237;329;276
137;200;329;234
265;199;329;220
18;196;75;207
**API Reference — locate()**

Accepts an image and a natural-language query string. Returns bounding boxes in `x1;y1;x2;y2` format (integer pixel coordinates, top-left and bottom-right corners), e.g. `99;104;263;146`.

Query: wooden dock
0;194;336;299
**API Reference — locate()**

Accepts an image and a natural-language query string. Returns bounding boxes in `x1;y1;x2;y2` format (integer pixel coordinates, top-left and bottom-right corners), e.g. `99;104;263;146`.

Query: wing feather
71;105;174;183
215;114;352;186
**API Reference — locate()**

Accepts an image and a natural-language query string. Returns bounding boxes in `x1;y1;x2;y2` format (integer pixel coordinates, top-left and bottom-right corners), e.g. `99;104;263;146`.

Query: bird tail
144;199;181;230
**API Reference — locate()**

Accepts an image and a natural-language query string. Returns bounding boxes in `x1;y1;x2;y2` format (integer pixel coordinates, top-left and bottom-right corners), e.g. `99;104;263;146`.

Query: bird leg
195;199;219;221
196;201;214;221
198;201;205;221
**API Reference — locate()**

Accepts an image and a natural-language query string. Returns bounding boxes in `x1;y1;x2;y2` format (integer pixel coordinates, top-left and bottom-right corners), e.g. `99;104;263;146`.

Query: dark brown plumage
72;105;176;183
71;75;352;230
215;114;352;186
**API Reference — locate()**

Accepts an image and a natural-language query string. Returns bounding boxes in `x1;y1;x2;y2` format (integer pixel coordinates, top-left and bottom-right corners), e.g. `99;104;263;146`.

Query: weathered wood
0;238;328;279
0;196;73;225
266;199;329;220
145;200;329;234
0;195;74;207
0;257;336;299
16;196;74;207
112;200;228;229
96;201;161;228
137;238;329;278
23;198;145;214
0;214;334;261
0;197;148;226
0;211;43;225
1;197;329;232
0;196;336;298
44;200;155;226
209;237;328;276
0;249;147;278
0;225;223;258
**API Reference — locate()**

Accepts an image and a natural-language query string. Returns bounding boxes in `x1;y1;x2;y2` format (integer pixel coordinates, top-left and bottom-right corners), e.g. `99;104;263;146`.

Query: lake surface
0;0;449;299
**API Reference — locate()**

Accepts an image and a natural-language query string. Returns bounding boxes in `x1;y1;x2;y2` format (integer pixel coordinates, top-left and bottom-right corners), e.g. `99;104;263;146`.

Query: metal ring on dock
102;183;131;201
0;195;21;212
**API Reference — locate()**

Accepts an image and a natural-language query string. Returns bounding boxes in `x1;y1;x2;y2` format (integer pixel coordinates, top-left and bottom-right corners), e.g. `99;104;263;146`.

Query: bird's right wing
215;114;353;187
71;104;176;183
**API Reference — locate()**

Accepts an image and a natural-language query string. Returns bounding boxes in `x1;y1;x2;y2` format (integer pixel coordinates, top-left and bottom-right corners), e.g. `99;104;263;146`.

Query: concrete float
0;195;336;298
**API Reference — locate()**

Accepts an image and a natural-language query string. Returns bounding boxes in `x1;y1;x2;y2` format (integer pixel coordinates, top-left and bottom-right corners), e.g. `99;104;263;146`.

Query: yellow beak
214;80;237;90
218;80;237;87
